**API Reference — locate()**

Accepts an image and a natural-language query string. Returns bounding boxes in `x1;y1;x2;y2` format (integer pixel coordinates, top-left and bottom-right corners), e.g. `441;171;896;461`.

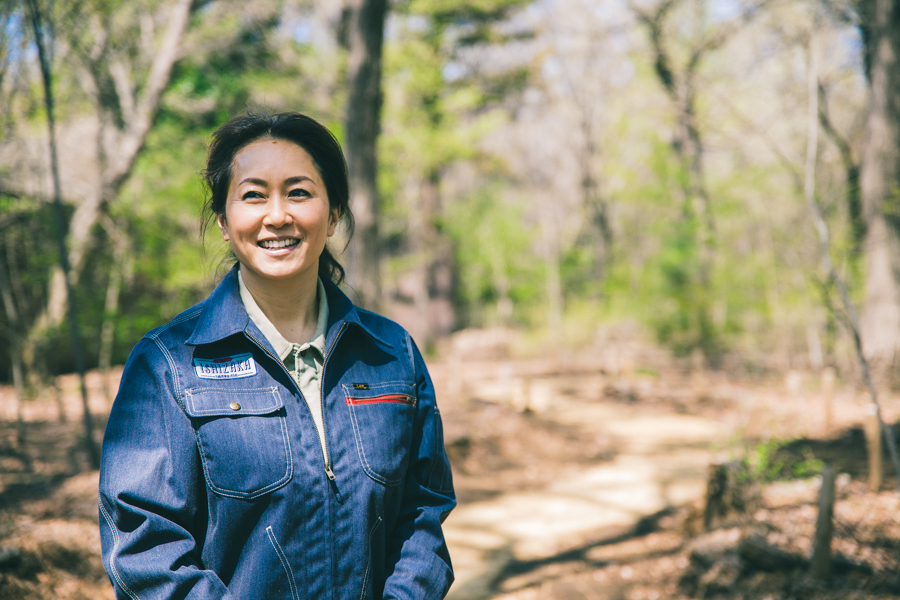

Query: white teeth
259;238;299;249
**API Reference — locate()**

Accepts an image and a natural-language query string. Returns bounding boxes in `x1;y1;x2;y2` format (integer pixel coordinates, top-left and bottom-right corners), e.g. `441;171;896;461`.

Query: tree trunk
860;0;900;383
98;245;131;404
22;0;193;356
541;206;564;331
675;73;715;288
818;83;865;251
27;0;99;468
635;0;720;364
0;250;27;449
578;111;612;282
407;169;457;348
343;0;387;309
97;215;133;404
490;247;513;326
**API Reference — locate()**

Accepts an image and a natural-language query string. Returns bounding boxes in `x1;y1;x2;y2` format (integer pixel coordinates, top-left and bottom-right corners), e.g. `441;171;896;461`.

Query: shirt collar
238;269;329;361
185;263;392;350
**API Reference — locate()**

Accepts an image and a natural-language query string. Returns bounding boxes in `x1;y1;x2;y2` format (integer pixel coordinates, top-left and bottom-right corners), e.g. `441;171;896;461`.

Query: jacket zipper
245;325;346;485
320;323;347;483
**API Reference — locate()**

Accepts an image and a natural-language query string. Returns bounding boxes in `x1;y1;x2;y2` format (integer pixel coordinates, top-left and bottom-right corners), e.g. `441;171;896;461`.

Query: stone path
442;385;729;600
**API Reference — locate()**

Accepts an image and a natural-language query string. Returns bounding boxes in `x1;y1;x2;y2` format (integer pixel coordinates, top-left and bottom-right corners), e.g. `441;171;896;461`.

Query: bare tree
545;14;620;285
803;30;900;486
818;82;864;251
633;0;714;256
857;0;900;382
631;0;769;362
343;0;388;309
22;0;195;368
405;167;458;347
26;0;99;467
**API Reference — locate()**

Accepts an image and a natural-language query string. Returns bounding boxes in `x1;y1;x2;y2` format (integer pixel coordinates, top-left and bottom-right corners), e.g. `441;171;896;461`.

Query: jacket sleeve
99;338;233;600
382;334;456;600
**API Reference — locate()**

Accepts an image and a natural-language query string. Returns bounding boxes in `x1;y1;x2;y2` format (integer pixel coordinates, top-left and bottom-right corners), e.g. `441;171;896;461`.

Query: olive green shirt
238;270;330;460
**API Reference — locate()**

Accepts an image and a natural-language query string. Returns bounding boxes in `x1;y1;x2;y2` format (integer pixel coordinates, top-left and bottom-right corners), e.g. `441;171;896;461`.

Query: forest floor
0;327;899;600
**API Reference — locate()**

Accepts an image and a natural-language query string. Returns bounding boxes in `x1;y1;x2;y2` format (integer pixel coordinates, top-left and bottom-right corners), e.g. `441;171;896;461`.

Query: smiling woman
218;139;340;343
220;139;339;288
98;111;456;600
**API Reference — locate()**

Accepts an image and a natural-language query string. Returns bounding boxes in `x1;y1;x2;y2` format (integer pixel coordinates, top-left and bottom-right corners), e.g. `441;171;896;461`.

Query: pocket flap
184;387;283;417
341;381;417;486
342;382;417;406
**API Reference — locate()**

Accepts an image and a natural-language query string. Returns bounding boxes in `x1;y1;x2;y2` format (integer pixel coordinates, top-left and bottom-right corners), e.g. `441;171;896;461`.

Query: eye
288;188;311;199
241;190;265;201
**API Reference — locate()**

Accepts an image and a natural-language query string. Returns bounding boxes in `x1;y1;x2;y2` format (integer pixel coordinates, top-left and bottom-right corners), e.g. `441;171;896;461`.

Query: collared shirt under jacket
98;266;456;599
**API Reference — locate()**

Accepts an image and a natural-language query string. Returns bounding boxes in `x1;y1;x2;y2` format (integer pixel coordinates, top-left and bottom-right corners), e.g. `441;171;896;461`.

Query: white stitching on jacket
266;526;299;600
99;492;141;600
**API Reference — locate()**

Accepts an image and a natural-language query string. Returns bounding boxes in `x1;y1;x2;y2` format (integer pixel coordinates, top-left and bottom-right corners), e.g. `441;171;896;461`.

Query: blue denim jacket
99;267;455;599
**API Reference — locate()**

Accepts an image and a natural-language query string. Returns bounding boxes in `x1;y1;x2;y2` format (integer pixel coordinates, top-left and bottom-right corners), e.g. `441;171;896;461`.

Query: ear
216;213;230;241
327;207;341;237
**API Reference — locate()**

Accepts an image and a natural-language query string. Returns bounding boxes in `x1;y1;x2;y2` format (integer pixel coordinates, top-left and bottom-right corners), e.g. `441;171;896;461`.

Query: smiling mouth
258;238;299;249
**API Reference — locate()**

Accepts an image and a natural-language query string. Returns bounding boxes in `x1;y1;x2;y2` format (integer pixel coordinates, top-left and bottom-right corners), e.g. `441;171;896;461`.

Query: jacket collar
320;276;393;350
185;264;391;349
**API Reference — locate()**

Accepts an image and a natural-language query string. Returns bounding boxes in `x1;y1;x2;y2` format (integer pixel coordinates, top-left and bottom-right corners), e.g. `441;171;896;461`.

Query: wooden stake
811;465;836;580
866;404;883;492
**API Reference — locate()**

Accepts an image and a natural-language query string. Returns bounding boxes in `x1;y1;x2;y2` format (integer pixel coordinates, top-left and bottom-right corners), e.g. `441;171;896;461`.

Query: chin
252;265;317;282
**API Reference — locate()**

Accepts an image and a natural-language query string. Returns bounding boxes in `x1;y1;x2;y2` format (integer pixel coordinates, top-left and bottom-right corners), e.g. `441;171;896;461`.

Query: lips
258;238;299;249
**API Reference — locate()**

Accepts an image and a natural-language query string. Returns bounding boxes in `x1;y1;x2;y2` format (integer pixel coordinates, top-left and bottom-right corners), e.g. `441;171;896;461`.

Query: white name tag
194;353;257;380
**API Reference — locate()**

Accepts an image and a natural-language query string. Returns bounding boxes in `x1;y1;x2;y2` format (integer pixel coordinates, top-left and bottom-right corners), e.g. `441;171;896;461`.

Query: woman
99;111;456;599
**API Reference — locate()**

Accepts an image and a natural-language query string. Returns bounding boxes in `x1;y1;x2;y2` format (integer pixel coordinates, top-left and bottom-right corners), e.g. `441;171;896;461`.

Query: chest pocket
343;382;417;486
184;387;292;500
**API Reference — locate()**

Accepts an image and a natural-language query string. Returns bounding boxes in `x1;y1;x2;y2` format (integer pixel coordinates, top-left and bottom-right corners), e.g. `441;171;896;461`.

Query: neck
240;266;319;345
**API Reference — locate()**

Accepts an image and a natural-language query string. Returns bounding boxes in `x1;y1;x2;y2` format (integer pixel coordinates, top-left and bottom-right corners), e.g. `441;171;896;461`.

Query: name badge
194;353;257;380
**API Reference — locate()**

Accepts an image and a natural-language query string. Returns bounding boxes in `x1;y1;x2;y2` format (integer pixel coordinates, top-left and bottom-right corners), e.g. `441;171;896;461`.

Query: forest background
2;0;900;416
7;1;900;596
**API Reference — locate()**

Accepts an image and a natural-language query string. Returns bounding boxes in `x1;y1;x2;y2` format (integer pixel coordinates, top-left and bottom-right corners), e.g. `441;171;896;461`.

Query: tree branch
687;0;773;69
631;0;681;99
107;0;193;194
804;32;900;488
817;81;864;247
108;56;136;124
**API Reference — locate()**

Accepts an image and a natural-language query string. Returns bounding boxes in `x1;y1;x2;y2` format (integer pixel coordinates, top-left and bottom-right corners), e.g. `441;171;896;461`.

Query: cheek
221;203;260;239
300;204;334;236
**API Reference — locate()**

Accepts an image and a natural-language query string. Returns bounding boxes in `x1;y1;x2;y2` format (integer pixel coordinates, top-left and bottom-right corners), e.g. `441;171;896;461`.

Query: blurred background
2;0;900;599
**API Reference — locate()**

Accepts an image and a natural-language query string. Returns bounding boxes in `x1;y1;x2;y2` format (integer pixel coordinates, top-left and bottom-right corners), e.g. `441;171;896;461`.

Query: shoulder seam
148;334;187;413
145;308;203;341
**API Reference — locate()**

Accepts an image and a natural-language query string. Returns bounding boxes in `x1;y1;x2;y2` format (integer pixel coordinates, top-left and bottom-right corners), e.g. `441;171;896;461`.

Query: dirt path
433;365;730;600
2;351;894;599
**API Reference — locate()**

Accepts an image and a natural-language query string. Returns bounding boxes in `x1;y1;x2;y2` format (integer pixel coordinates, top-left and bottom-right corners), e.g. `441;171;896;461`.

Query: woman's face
217;138;339;288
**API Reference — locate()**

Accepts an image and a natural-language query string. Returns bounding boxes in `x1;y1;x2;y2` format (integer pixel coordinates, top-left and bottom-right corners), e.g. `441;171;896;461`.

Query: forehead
231;138;322;182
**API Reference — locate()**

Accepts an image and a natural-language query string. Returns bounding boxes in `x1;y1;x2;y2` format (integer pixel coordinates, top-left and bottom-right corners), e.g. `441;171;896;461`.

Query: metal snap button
229;402;241;411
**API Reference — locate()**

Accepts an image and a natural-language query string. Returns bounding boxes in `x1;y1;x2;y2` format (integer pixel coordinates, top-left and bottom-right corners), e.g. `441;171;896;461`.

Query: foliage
0;0;876;381
443;184;542;325
747;439;825;482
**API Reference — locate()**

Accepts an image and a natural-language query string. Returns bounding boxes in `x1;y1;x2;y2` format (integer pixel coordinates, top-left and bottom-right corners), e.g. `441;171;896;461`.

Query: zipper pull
325;466;344;503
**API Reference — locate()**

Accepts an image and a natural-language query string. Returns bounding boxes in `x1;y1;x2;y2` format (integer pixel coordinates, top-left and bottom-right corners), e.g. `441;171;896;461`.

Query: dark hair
201;110;354;284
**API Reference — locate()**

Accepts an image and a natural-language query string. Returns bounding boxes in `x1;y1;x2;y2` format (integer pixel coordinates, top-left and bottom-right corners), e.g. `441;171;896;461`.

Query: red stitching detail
345;394;415;406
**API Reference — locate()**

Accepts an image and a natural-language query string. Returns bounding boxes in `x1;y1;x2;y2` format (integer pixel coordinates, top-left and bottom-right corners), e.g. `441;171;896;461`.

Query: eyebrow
238;176;314;187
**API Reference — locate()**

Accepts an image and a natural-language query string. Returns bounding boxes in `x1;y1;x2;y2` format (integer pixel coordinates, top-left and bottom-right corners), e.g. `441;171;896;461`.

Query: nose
263;195;292;228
